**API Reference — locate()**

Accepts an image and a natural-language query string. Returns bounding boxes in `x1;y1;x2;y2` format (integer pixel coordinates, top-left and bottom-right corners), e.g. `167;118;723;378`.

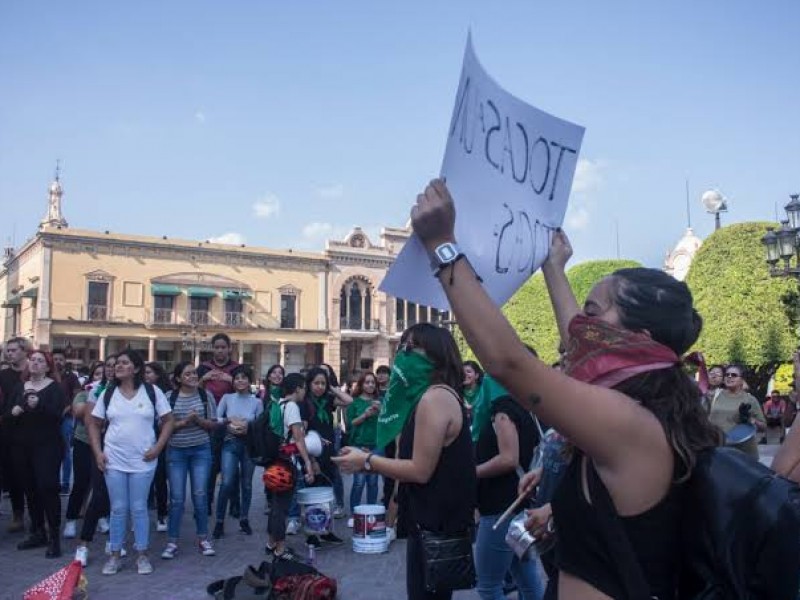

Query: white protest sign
380;36;585;310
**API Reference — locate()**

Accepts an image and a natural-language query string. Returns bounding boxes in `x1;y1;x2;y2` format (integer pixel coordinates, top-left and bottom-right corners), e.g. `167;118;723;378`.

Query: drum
725;423;756;448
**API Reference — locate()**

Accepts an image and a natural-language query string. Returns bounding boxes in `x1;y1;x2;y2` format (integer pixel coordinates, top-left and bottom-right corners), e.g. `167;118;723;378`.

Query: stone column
148;337;156;362
279;341;286;366
99;336;107;361
238;340;245;365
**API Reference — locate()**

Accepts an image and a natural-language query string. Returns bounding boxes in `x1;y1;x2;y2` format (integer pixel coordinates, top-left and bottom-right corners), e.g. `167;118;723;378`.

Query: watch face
436;243;458;262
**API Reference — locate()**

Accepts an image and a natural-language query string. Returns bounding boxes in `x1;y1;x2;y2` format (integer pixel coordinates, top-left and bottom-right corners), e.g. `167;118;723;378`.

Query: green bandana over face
470;374;510;443
376;350;435;449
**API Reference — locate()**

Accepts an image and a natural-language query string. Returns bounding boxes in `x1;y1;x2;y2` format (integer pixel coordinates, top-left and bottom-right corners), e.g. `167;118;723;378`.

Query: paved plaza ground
0;472;482;600
0;446;780;599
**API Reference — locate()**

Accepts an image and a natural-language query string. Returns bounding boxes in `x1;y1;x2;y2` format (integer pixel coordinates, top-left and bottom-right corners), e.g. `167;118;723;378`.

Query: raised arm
410;180;669;473
541;231;581;347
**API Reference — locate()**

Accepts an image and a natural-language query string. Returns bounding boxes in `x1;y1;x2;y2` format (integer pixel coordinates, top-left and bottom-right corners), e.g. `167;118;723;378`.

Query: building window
153;295;175;324
224;298;244;327
396;298;406;332
189;297;210;326
406;301;418;327
348;283;362;330
87;281;109;321
280;294;297;329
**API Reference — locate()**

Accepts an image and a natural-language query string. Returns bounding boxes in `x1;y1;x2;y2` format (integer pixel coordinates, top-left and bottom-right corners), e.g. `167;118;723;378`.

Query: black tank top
551;453;684;599
398;386;476;534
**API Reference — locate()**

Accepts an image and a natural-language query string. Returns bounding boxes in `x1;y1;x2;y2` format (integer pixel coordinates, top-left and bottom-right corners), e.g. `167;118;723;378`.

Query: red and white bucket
352;504;388;553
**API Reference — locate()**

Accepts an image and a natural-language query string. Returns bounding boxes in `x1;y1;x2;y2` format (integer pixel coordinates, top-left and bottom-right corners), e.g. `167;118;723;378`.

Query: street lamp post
181;326;209;367
762;194;800;342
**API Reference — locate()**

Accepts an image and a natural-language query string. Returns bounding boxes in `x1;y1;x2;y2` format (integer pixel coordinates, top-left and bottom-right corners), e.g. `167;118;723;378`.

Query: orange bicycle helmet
262;460;295;493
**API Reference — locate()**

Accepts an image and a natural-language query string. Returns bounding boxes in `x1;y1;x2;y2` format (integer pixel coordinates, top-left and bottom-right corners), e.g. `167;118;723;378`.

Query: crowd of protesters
3;181;800;597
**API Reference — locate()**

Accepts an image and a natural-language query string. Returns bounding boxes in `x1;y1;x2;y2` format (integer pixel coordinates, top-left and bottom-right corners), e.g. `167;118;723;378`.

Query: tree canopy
686;221;795;365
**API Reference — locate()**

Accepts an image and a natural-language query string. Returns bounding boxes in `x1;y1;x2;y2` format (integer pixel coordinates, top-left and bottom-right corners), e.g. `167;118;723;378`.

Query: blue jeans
60;418;74;489
349;471;379;512
105;468;156;552
216;438;254;522
167;443;212;540
475;515;544;600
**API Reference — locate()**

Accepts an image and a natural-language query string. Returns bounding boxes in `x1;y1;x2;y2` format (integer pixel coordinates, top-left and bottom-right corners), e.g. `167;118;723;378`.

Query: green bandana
313;395;331;425
270;386;281;403
376;351;435;449
470;374;510;443
463;385;481;408
267;400;284;438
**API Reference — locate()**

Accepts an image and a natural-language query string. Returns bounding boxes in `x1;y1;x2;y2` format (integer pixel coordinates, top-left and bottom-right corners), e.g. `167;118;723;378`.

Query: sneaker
346;518;354;529
286;519;301;536
274;547;296;561
320;532;345;546
63;520;77;539
386;526;397;543
102;555;121;575
74;545;89;567
137;555;154;575
212;522;224;539
333;505;345;519
104;541;128;558
306;535;322;549
198;539;216;557
239;519;253;535
156;518;168;533
97;517;110;534
161;543;178;560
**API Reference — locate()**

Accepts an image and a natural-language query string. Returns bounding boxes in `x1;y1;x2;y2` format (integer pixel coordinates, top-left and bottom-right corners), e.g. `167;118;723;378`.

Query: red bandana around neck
562;314;680;389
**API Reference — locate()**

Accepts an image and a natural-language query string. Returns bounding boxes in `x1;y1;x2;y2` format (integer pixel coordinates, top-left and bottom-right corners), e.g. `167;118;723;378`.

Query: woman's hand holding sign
411;179;456;253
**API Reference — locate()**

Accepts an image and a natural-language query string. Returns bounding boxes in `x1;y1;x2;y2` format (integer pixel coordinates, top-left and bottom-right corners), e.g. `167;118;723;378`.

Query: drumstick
493;490;528;530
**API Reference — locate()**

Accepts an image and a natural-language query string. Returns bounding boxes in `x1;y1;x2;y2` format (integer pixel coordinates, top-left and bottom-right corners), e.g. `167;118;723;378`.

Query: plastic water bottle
306;543;315;566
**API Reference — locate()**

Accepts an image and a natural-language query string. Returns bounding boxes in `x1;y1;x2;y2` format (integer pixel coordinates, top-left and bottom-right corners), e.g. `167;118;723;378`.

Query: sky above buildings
1;1;799;269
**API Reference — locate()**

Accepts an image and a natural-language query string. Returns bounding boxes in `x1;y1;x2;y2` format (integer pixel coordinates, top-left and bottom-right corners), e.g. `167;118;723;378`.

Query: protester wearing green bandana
334;323;476;600
462;360;484;413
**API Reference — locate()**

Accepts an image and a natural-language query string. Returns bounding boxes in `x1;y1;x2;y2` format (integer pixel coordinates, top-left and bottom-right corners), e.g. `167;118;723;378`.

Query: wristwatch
364;452;375;472
429;242;463;274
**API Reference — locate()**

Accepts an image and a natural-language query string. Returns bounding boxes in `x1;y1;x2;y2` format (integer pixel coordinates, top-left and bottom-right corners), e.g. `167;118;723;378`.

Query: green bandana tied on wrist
376;351;435;449
470;374;510;443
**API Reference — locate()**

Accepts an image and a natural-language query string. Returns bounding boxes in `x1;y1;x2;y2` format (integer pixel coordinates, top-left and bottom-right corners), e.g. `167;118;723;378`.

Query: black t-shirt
8;380;66;447
475;396;538;515
0;368;22;406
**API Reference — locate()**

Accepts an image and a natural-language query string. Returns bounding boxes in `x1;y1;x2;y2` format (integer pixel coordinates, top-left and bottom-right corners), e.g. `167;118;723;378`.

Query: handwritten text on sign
380;36;585;310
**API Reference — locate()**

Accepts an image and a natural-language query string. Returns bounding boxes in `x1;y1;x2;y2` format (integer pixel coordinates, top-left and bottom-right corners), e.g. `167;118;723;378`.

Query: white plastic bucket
296;487;335;536
304;431;323;457
352;504;387;554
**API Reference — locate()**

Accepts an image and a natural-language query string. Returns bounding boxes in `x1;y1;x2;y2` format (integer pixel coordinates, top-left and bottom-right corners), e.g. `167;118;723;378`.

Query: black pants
12;443;62;537
79;452;110;542
149;451;168;519
406;533;453;600
267;488;293;541
382;440;397;508
65;440;92;520
0;441;25;516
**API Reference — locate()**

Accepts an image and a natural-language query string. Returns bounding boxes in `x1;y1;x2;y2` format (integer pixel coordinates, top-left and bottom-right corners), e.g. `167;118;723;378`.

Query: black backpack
246;401;285;467
102;382;160;433
168;387;211;420
678;448;800;599
600;447;800;599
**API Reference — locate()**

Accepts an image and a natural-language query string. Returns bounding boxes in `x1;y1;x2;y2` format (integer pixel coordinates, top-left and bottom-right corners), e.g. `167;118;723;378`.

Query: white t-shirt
92;385;172;473
281;399;302;439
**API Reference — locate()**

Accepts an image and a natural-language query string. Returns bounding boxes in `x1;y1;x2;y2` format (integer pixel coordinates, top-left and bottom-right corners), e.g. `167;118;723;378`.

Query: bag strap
584;457;653;600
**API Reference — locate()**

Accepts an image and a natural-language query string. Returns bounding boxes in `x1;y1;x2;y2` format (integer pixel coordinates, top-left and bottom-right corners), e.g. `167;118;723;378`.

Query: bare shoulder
418;386;462;417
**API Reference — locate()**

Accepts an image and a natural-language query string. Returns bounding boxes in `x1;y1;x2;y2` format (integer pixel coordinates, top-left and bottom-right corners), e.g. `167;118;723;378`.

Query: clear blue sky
2;1;799;268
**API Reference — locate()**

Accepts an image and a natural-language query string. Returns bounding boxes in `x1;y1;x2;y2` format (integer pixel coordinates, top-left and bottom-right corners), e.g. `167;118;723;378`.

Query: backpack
603;447;800;599
247;401;286;467
103;382;158;415
168;387;210;420
678;448;800;599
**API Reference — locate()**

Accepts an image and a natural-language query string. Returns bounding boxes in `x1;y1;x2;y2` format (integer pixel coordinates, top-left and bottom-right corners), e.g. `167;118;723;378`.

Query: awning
2;294;21;307
21;287;38;298
151;284;182;296
222;289;252;299
187;286;218;298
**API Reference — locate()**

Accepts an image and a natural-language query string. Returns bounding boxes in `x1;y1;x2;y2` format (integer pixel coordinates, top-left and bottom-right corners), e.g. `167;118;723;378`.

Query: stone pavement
0;473;481;600
0;444;782;599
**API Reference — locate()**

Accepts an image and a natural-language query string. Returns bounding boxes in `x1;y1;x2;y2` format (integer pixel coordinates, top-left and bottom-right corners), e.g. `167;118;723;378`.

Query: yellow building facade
1;176;448;381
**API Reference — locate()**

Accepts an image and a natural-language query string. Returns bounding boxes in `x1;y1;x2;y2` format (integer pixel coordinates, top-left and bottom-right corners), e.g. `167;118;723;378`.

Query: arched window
364;285;372;329
349;282;362;329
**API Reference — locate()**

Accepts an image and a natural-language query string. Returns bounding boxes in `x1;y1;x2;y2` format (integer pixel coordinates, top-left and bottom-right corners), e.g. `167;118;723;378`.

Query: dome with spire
40;164;68;230
664;227;703;281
